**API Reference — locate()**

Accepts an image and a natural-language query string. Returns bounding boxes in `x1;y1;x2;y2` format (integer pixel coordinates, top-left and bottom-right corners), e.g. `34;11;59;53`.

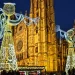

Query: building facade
12;0;68;72
56;38;68;72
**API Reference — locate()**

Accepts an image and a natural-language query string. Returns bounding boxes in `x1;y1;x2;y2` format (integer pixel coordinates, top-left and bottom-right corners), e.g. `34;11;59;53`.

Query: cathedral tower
13;0;57;72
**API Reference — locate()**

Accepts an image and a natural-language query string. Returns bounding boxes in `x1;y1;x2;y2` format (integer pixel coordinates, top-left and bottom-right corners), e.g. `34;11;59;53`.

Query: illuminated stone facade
12;0;68;72
57;38;68;71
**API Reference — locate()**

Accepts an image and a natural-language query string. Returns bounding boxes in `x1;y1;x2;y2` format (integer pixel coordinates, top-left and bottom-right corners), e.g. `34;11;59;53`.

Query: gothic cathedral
13;0;58;72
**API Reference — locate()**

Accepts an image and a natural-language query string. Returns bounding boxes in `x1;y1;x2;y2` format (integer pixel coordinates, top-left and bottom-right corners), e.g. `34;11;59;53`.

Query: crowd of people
1;68;75;75
0;70;20;75
68;67;75;75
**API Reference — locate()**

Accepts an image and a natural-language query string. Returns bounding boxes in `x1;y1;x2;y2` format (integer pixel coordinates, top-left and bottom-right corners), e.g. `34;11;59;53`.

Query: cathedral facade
12;0;68;72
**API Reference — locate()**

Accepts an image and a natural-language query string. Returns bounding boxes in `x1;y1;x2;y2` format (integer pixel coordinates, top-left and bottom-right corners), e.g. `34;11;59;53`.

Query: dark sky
0;0;75;31
54;0;75;31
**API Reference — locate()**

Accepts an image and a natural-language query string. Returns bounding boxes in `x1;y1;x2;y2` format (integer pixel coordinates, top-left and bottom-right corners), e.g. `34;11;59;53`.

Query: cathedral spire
37;0;41;17
30;0;33;17
33;0;37;18
50;0;54;7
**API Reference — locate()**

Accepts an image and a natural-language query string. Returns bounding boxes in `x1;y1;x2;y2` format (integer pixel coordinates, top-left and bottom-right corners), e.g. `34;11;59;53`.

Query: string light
0;3;39;70
56;25;75;75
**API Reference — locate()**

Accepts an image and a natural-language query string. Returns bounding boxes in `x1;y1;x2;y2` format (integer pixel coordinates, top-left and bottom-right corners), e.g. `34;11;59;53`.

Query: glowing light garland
0;8;39;39
56;25;75;75
55;25;66;38
0;3;39;70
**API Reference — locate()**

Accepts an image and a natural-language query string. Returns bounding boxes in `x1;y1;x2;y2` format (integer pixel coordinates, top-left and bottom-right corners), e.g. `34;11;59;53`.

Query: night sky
0;0;75;31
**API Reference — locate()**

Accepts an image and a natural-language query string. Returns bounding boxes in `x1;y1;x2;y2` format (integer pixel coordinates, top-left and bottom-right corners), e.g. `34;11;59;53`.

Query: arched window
36;26;38;33
35;47;38;53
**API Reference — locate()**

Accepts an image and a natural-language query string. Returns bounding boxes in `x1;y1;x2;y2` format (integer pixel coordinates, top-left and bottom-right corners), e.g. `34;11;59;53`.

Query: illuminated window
36;26;38;33
35;47;38;53
20;53;23;60
18;54;20;61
